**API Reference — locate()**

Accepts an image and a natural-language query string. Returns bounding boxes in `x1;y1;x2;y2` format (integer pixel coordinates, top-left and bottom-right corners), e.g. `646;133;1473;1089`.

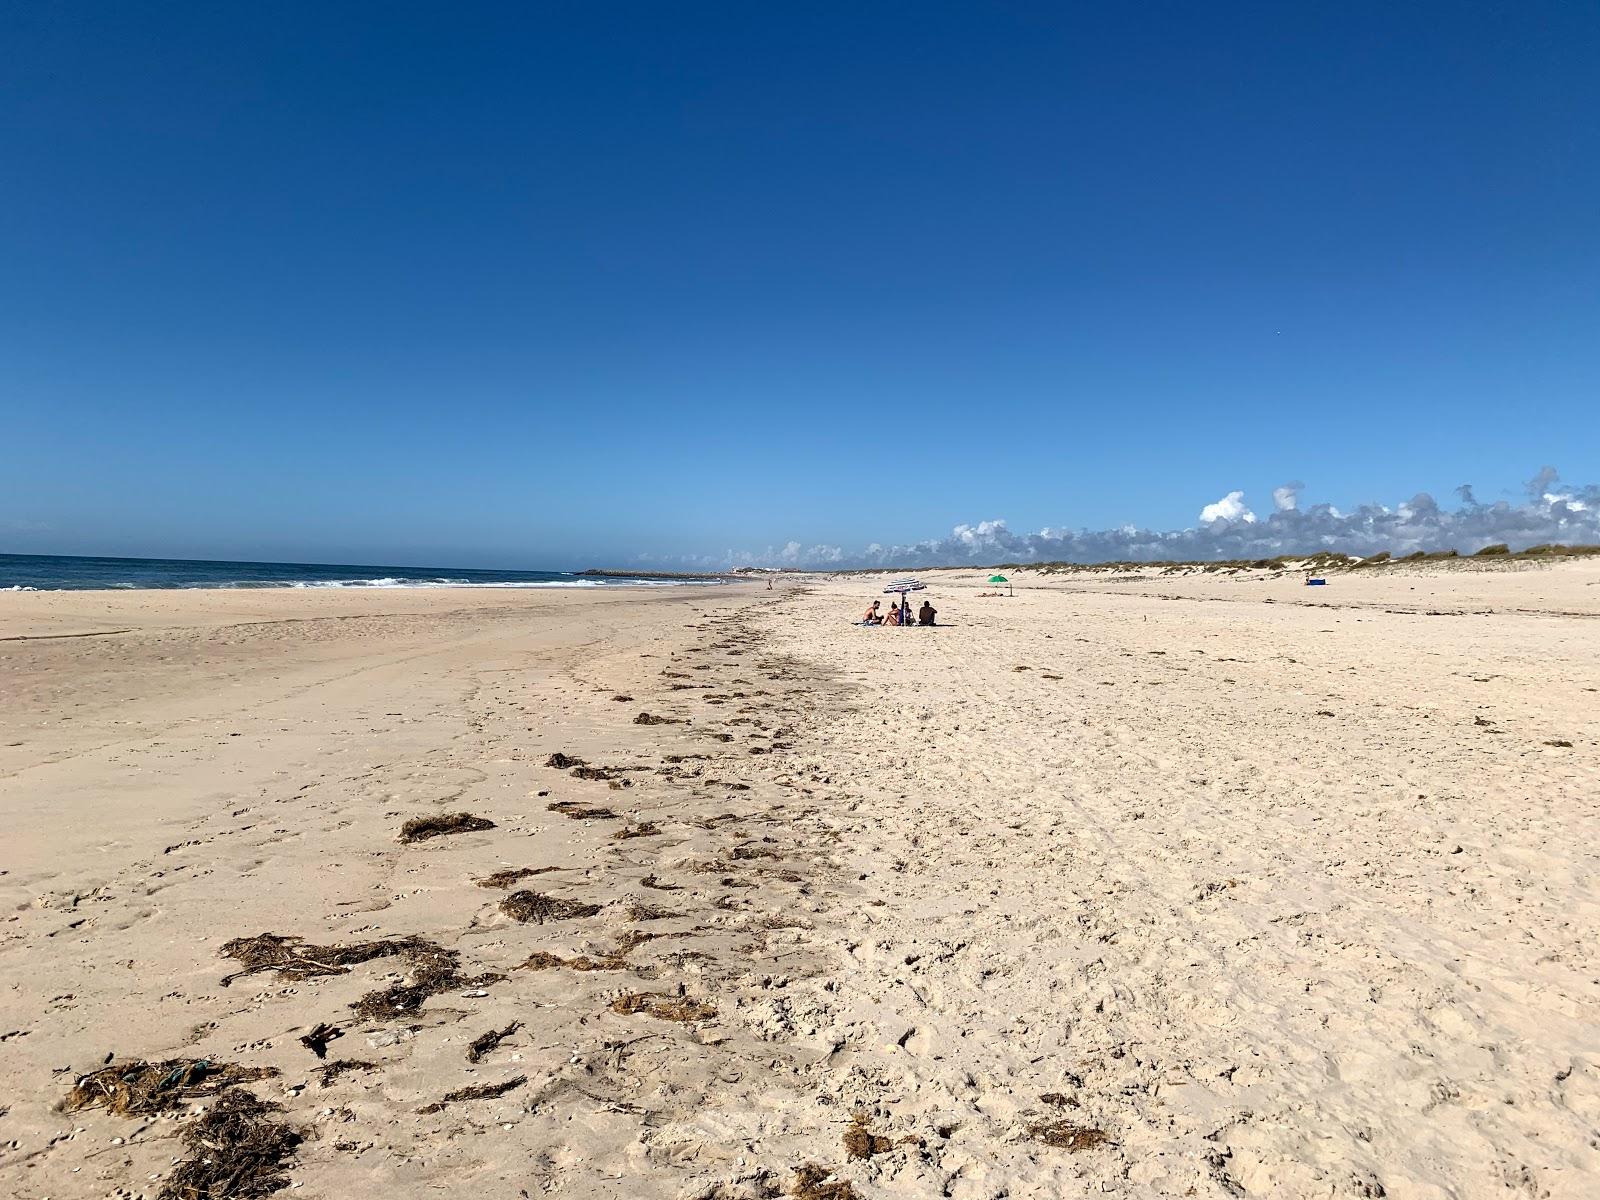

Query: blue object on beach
1306;577;1327;586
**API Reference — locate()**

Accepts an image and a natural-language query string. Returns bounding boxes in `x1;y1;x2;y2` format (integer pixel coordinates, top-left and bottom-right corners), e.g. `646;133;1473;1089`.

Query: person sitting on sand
884;603;902;626
861;600;882;625
918;600;937;626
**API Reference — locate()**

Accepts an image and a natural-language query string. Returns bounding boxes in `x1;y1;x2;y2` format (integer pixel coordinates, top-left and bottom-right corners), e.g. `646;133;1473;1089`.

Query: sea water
0;554;711;592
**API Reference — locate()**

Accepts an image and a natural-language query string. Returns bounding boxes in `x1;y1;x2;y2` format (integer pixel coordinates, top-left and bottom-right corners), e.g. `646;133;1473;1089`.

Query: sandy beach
3;563;1599;1199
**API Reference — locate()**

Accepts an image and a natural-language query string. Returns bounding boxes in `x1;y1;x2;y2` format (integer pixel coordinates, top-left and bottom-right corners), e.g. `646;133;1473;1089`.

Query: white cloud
629;468;1600;571
1199;491;1256;524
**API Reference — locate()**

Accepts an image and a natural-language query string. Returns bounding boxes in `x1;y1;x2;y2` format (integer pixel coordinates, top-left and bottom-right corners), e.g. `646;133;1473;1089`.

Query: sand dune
2;562;1597;1198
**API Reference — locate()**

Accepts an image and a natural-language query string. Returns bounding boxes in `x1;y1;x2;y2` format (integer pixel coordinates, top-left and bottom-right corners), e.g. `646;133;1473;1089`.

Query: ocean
0;553;712;592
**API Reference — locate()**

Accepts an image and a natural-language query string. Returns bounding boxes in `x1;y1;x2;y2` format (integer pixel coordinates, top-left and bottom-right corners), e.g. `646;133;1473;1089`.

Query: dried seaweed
732;843;780;860
1026;1119;1110;1150
624;900;677;921
500;890;602;924
516;950;567;970
516;950;627;972
571;765;633;788
349;942;502;1021
475;866;559;889
609;991;716;1022
417;1074;527;1114
297;1023;341;1060
613;822;662;840
219;932;428;986
634;712;680;725
791;1164;858;1200
316;1060;377;1088
397;812;496;843
545;752;584;768
157;1088;302;1200
465;1021;521;1063
612;928;680;952
63;1059;278;1116
843;1114;895;1160
547;799;618;820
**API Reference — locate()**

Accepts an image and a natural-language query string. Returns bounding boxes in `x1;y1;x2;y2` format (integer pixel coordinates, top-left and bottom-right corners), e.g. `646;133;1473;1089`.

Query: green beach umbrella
987;573;1013;596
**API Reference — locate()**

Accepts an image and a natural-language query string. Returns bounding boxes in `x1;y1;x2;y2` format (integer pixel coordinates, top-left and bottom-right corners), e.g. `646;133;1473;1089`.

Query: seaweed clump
791;1164;859;1200
572;765;634;788
465;1022;521;1063
219;932;433;987
157;1088;302;1200
316;1059;377;1088
398;812;496;843
500;890;602;924
475;866;558;889
843;1113;895;1160
547;799;618;820
297;1023;341;1059
417;1075;527;1114
350;941;503;1021
517;950;627;972
609;991;716;1022
1026;1118;1110;1151
63;1059;278;1116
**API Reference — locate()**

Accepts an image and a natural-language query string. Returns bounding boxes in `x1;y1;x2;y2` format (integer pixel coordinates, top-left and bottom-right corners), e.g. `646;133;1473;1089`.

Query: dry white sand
2;562;1597;1198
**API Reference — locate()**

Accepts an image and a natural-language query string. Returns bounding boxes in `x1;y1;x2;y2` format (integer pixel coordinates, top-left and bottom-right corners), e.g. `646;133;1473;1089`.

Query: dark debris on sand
63;1059;278;1116
517;950;627;972
791;1164;859;1199
397;812;496;843
500;890;603;924
613;822;662;840
297;1022;341;1060
475;866;559;889
220;932;433;987
624;900;677;921
417;1075;527;1114
634;712;681;725
465;1021;521;1063
842;1113;896;1160
316;1059;377;1087
547;799;618;820
157;1088;302;1200
545;752;584;768
609;991;716;1022
1026;1118;1110;1151
571;765;634;788
350;941;503;1021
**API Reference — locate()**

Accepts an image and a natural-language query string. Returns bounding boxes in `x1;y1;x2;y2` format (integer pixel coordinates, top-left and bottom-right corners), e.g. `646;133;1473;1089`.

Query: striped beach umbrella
880;577;925;624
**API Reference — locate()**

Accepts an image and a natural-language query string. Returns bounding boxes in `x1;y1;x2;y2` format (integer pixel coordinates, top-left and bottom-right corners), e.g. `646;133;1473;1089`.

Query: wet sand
2;563;1598;1198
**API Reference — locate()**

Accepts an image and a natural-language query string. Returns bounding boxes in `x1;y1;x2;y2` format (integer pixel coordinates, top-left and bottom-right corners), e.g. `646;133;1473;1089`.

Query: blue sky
3;2;1597;568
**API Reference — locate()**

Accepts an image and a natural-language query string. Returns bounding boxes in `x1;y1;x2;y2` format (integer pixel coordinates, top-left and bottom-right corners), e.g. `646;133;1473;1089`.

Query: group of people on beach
860;597;937;626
